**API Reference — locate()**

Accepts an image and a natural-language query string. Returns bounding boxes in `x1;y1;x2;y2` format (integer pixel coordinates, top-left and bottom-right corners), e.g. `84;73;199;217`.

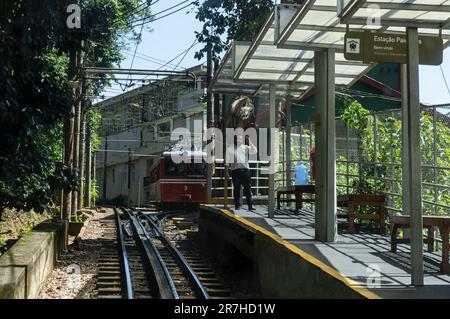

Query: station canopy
338;0;450;29
211;0;450;98
210;42;310;98
277;0;450;49
233;8;371;88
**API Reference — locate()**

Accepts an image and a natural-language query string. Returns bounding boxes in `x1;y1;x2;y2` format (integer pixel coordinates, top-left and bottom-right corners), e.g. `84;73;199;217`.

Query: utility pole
206;44;213;203
78;89;87;209
102;137;108;204
92;151;96;206
84;113;92;207
213;60;220;127
128;149;132;207
206;44;213;128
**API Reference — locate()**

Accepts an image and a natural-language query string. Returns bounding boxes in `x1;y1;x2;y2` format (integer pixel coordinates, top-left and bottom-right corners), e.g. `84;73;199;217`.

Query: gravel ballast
39;208;114;299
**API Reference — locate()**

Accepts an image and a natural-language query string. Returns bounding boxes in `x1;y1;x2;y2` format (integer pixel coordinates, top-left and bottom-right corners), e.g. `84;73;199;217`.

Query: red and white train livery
147;151;207;209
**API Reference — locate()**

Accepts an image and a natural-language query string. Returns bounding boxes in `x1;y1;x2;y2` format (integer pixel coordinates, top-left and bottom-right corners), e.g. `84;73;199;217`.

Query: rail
123;208;178;299
141;213;210;299
114;208;133;299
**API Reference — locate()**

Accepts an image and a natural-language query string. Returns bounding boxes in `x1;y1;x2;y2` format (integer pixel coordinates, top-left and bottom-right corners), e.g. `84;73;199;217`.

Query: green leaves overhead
0;0;151;216
193;0;274;60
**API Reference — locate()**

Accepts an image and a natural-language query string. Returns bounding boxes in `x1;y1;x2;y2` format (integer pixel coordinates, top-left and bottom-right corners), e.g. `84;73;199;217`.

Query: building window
154;120;173;140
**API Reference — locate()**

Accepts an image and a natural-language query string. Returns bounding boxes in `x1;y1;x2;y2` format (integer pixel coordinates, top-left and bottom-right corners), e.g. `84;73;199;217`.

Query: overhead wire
130;0;193;26
123;49;184;70
92;1;201;97
124;2;152;91
130;2;195;29
172;38;198;72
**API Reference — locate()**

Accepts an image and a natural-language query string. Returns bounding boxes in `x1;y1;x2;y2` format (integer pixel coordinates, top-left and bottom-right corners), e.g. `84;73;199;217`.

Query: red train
146;151;207;209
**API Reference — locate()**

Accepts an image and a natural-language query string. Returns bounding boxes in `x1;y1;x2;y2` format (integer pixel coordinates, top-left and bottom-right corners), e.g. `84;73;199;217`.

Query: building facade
95;64;207;206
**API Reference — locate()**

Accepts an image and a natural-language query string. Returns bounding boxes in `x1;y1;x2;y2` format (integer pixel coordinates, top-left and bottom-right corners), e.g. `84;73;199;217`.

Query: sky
100;0;205;100
420;49;450;106
100;0;450;107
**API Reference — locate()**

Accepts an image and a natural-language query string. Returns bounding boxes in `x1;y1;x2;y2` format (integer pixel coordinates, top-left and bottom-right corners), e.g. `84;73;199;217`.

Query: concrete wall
0;221;62;299
199;207;369;299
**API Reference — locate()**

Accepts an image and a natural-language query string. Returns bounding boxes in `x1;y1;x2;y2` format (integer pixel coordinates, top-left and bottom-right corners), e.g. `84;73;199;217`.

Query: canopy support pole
286;97;292;189
403;27;424;286
314;49;337;243
269;84;276;218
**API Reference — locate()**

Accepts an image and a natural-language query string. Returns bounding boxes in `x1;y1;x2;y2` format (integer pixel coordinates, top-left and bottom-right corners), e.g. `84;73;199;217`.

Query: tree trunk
63;37;78;221
62;33;81;249
72;42;84;214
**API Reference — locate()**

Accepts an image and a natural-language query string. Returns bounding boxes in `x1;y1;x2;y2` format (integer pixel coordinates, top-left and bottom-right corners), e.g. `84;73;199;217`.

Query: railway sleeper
98;287;122;294
97;295;123;300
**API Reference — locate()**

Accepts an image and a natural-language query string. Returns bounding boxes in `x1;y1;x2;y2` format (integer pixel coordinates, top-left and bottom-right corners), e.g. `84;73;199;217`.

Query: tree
0;0;150;219
193;0;274;60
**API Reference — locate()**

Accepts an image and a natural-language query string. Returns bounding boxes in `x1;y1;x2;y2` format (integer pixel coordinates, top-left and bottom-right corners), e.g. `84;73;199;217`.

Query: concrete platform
200;205;450;299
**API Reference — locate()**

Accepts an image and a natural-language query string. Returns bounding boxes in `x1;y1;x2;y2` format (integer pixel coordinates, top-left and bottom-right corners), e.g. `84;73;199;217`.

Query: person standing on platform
226;134;257;211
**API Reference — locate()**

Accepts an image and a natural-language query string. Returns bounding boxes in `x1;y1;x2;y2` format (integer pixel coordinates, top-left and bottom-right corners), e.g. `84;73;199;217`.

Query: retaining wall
0;221;63;299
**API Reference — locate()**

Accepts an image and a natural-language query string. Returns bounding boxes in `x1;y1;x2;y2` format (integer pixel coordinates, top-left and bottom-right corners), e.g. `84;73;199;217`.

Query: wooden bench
337;194;386;235
390;215;450;273
276;188;386;234
276;185;315;215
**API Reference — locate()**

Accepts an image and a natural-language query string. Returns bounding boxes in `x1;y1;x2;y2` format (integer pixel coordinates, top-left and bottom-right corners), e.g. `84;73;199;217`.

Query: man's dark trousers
231;168;253;208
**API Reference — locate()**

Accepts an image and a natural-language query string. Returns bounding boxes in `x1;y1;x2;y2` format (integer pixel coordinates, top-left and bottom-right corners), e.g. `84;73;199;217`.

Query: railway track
96;207;230;299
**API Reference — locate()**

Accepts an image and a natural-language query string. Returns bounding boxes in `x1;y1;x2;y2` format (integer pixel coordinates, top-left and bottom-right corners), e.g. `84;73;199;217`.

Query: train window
165;158;185;176
188;162;205;176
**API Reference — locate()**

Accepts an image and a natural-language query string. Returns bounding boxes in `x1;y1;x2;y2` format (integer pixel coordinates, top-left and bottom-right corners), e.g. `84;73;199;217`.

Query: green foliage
0;209;49;253
72;213;87;223
339;99;399;202
88;109;102;151
339;98;450;216
193;0;274;60
339;98;370;132
81;0;151;95
0;0;149;217
90;178;100;204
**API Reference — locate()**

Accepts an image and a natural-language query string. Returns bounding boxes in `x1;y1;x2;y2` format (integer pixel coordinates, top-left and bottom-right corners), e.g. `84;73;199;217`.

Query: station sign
344;31;443;66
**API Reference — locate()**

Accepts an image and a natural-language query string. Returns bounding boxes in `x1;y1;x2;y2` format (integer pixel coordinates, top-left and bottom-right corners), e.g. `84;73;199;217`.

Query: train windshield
188;162;206;176
165;158;185;176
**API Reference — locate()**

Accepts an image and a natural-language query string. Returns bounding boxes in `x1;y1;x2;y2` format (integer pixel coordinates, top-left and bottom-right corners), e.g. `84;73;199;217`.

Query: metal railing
289;105;450;219
211;159;271;200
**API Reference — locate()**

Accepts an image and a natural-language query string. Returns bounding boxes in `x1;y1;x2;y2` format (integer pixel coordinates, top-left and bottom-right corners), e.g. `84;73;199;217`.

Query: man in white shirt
226;134;257;211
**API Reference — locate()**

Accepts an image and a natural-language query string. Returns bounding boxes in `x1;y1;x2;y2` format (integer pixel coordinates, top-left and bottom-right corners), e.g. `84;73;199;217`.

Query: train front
159;151;207;209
